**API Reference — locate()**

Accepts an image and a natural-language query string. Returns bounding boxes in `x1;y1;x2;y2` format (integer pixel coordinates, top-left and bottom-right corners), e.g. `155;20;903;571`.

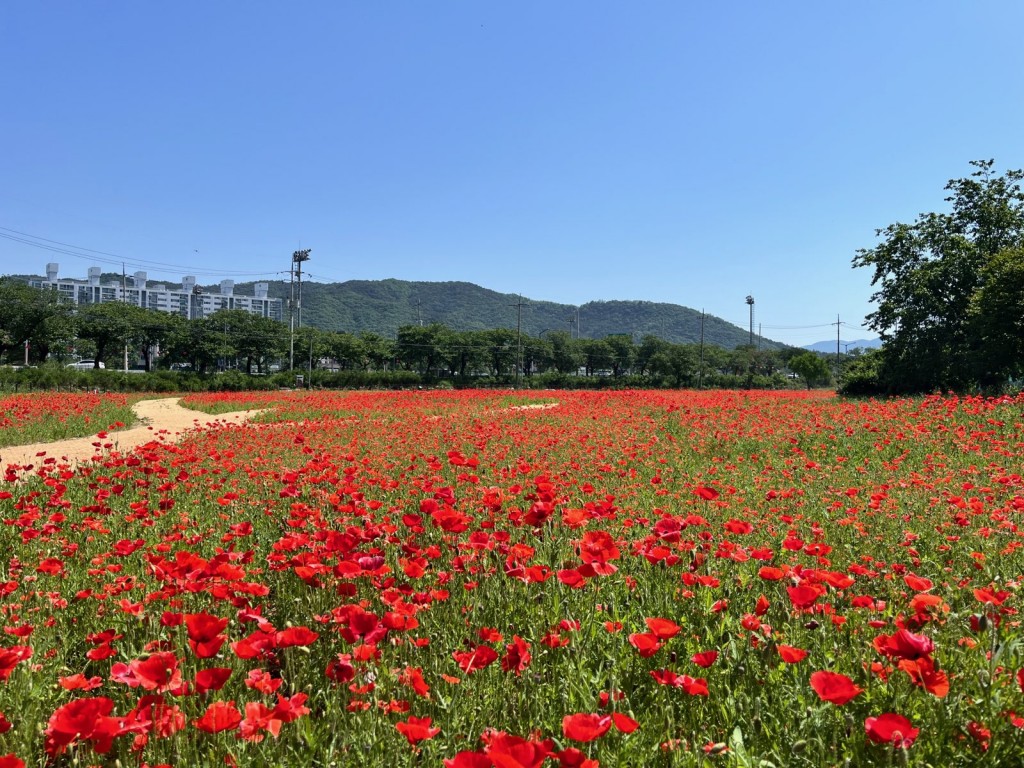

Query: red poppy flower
897;657;949;698
184;612;229;659
777;645;808;664
501;636;532;675
645;617;681;639
453;645;499;674
275;626;319;648
0;646;32;681
873;629;934;661
628;632;663;657
650;669;709;696
579;530;620;566
194;667;233;693
694;486;719;501
194;701;241;734
611;712;640;733
45;697;123;756
903;574;933;592
691;651;718;668
865;713;919;748
787;584;823;610
480;730;551;768
562;713;612;742
810;670;862;705
399;666;431;698
396;716;440;745
58;673;104;691
443;753;491;768
0;755;23;768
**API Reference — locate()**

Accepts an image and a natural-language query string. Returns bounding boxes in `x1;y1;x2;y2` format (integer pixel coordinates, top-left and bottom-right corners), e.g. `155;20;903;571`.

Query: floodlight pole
289;249;311;370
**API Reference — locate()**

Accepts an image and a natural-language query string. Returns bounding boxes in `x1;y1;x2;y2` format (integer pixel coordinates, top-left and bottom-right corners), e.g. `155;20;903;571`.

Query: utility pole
510;294;528;387
289;257;296;370
834;314;841;381
122;263;129;372
698;309;705;389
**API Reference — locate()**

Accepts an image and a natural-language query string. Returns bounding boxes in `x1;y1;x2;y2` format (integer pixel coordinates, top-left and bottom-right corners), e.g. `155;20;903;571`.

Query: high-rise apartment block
28;263;284;321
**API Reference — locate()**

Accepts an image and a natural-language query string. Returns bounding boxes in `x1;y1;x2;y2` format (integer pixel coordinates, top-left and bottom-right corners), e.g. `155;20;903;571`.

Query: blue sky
2;2;1022;347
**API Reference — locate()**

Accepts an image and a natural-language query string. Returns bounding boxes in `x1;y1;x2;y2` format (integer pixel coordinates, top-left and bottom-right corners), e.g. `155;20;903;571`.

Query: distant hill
803;338;881;353
235;278;788;349
13;270;788;349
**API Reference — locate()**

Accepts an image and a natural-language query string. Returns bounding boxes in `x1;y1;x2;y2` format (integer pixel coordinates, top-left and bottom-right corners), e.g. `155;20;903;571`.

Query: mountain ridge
242;277;788;349
13;270;789;349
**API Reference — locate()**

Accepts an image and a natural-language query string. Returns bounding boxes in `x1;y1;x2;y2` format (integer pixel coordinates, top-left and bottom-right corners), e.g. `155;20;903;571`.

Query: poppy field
1;388;1024;767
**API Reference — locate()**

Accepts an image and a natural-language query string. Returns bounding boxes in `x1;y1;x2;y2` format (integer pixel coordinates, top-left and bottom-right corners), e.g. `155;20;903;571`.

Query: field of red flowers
1;388;1023;766
0;393;137;448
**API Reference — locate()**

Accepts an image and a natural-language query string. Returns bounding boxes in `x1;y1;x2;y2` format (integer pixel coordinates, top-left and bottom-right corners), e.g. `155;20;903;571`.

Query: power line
0;226;285;279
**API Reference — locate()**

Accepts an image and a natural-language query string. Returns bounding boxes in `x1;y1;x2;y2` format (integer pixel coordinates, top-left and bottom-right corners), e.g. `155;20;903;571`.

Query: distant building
28;263;283;321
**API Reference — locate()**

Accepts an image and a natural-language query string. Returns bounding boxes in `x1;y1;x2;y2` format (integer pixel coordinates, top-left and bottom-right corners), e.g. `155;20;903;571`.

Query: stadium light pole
289;249;311;371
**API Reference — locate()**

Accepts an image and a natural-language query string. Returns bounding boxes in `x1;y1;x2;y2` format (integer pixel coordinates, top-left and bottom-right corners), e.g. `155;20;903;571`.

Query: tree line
0;280;836;388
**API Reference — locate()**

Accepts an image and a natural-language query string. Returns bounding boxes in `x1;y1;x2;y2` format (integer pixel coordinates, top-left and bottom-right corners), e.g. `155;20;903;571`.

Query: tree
0;278;75;364
547;330;582;375
580;339;613;377
358;332;395;371
134;309;184;371
969;246;1024;385
603;334;635;377
76;302;149;368
396;324;450;375
788;351;832;389
853;160;1024;392
650;344;696;387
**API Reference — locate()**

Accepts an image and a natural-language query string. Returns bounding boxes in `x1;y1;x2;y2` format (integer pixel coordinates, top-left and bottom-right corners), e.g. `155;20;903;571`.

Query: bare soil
1;397;265;475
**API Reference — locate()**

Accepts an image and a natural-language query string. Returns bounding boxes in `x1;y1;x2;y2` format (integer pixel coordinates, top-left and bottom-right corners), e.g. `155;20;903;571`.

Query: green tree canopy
853;160;1024;392
788;351;831;389
0;278;75;364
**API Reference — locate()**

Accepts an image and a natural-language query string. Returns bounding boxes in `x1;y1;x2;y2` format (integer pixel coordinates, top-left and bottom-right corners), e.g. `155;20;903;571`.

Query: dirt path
1;397;266;474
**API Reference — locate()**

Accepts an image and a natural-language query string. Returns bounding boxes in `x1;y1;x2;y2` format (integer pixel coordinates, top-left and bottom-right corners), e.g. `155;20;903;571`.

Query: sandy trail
1;397;266;474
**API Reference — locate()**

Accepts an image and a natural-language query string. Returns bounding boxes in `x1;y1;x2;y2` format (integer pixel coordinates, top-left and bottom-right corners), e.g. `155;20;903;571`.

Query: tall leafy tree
788;351;832;389
603;334;636;377
853;160;1024;392
0;278;74;364
969;246;1024;385
396;323;450;374
76;302;149;368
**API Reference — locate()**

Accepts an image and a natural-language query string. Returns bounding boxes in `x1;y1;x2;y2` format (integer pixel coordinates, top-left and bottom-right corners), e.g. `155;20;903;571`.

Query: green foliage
228;277;784;349
788;351;832;388
0;277;75;364
837;348;886;396
853;160;1024;392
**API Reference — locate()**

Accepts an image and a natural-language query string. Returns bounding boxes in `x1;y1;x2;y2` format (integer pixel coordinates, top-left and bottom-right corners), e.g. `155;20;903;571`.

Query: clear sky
2;2;1022;347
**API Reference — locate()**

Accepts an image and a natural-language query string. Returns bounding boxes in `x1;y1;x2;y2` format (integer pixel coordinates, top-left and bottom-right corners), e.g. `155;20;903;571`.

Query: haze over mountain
802;338;881;354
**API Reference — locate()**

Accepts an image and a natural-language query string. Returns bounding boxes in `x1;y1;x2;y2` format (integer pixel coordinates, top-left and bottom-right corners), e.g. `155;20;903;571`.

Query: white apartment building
29;263;284;322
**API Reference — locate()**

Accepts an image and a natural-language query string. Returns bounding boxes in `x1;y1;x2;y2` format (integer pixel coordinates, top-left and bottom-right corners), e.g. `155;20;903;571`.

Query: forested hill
240;278;786;349
17;270;784;349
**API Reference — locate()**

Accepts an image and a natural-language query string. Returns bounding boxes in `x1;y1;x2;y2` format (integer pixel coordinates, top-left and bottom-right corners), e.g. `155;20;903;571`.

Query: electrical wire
0;227;286;279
